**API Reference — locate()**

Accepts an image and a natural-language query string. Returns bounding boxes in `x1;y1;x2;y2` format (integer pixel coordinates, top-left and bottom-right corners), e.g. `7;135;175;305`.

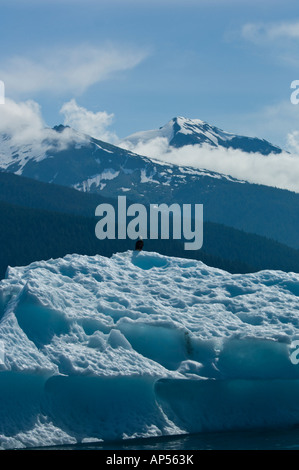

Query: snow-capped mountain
0;124;89;176
121;116;283;155
0;122;245;195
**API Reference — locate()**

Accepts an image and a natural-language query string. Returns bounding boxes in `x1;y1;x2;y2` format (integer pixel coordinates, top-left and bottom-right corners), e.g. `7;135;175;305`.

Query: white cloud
241;20;299;67
0;98;44;141
287;130;299;153
122;136;170;157
0;44;148;96
0;98;87;156
60;99;118;143
242;21;299;44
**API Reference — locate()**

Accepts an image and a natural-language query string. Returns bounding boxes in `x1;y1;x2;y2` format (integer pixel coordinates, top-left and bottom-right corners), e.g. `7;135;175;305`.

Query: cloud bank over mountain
120;118;299;193
120;137;299;193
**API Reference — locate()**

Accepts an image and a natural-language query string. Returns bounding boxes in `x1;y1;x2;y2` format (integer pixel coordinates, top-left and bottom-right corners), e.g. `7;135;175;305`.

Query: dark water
37;427;299;451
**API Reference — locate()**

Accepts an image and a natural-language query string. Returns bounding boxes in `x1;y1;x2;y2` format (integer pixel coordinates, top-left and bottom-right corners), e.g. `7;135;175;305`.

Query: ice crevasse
1;250;299;448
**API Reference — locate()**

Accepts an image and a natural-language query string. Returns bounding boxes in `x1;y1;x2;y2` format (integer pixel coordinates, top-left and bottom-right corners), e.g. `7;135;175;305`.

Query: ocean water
38;427;299;451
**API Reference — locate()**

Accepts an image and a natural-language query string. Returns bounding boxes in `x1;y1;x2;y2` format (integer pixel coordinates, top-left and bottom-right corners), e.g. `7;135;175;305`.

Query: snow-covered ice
1;250;299;448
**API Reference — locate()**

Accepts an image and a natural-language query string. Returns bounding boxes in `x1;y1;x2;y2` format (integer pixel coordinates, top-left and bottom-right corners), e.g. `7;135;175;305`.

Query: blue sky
0;0;299;147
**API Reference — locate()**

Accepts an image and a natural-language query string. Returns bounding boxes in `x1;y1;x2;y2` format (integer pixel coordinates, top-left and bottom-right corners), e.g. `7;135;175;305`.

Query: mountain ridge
121;116;284;155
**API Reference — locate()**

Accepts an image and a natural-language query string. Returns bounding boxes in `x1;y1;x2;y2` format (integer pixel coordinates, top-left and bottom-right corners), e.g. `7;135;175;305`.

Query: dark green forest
1;171;299;279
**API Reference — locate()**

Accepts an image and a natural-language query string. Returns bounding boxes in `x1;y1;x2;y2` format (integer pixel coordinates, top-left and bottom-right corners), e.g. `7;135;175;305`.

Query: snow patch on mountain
76;168;120;191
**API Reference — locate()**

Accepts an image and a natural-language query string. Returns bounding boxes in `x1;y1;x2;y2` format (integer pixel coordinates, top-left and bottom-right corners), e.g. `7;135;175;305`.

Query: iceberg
1;250;299;448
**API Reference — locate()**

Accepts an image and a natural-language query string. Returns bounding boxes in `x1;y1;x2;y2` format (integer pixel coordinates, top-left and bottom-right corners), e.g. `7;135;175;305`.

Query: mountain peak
52;124;71;133
123;117;283;155
172;116;205;125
